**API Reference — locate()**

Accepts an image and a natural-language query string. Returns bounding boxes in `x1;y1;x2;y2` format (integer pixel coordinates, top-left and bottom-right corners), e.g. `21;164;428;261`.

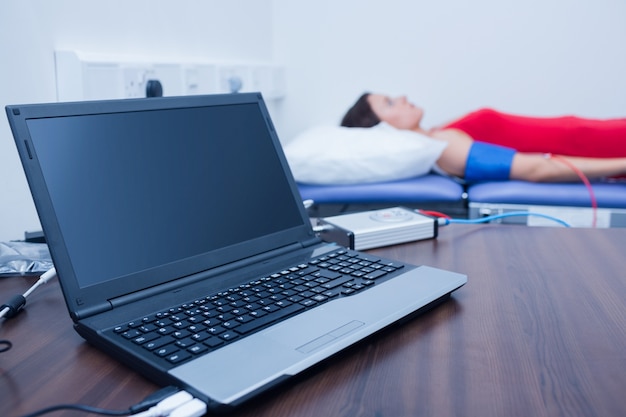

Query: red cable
419;210;451;219
546;154;598;227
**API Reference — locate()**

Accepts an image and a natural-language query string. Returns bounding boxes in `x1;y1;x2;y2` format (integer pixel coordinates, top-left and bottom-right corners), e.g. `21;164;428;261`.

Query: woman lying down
341;93;626;183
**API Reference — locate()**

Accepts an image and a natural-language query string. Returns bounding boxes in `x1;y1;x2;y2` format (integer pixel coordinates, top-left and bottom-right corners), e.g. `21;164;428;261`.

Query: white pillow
283;123;447;185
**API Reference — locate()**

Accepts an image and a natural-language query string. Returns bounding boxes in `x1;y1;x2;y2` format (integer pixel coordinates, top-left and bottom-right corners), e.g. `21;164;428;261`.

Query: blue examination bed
298;174;467;217
298;175;626;227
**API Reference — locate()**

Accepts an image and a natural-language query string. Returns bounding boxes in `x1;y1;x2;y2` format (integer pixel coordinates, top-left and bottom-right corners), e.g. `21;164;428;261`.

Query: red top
442;108;626;158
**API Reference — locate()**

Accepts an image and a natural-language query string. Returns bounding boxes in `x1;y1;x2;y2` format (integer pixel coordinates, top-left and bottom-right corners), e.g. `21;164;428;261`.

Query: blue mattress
297;174;465;204
467;180;626;208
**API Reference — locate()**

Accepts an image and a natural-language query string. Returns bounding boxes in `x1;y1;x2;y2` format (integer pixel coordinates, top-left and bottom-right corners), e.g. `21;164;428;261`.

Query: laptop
6;93;466;412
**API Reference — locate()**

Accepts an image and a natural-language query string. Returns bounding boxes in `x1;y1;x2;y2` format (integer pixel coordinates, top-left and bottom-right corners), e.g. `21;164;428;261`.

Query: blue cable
445;211;571;227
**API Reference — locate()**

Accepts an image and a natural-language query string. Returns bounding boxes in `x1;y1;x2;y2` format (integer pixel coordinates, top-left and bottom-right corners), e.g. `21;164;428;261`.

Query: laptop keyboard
112;249;405;367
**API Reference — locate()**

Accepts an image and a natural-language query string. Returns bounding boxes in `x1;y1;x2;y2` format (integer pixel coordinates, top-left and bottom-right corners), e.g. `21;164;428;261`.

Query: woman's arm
430;128;626;182
510;153;626;182
429;129;472;178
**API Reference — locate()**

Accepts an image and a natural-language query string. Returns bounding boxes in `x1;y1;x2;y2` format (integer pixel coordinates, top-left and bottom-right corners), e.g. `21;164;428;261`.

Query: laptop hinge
301;236;323;248
108;240;322;310
72;301;113;321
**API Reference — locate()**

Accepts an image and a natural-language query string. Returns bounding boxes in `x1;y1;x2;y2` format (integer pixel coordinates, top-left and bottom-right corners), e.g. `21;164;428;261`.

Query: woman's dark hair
340;92;381;127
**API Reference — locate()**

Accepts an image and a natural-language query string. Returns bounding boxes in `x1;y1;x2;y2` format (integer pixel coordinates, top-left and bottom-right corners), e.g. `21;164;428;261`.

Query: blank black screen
26;103;304;288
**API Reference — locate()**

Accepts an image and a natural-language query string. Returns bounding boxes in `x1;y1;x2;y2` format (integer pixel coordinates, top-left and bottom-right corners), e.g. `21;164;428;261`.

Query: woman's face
367;94;424;130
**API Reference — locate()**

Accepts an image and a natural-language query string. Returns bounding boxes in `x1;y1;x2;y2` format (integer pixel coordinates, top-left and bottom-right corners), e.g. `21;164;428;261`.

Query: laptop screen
10;94;313;307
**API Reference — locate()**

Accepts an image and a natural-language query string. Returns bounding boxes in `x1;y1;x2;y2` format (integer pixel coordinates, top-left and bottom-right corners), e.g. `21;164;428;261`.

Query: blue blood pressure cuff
464;141;516;183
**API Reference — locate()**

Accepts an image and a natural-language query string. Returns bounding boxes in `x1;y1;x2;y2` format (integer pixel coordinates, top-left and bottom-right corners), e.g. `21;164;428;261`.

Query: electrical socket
122;67;151;98
217;65;251;93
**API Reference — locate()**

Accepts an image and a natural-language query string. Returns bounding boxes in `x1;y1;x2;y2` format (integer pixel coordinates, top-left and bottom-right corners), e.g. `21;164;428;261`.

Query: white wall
272;0;626;141
0;0;274;241
1;0;625;241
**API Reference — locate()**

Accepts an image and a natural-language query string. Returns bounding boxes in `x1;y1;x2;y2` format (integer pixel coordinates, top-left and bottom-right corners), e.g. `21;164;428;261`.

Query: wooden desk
1;224;625;417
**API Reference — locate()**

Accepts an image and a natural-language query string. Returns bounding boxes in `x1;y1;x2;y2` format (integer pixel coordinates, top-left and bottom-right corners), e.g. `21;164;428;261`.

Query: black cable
0;339;12;352
0;296;26;353
18;404;130;417
16;385;181;417
128;385;180;413
1;268;58;354
1;294;27;318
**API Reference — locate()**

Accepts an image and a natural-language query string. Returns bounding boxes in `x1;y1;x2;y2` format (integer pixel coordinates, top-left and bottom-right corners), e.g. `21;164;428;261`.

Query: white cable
312;224;335;233
23;267;57;298
133;391;195;417
168;398;207;417
1;267;58;320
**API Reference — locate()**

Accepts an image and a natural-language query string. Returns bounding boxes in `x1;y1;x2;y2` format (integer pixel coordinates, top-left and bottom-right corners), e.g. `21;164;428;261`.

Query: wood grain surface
1;224;624;417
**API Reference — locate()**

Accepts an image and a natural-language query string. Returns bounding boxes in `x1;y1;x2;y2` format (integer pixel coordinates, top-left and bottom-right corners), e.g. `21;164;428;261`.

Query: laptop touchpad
296;320;365;353
261;301;367;353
